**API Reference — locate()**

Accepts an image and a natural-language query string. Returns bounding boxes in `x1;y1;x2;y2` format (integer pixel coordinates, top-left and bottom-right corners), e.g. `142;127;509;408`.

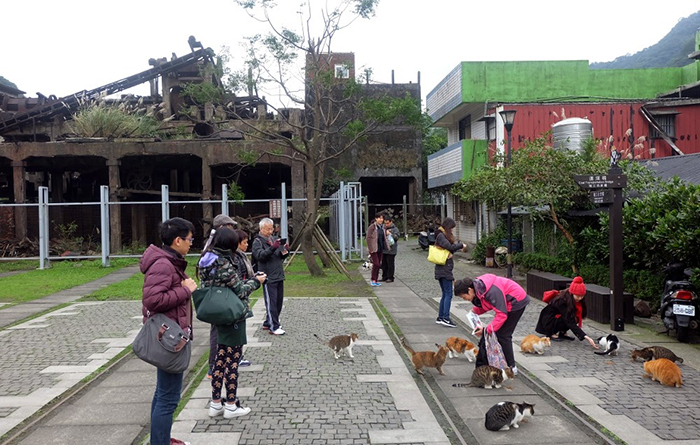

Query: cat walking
400;337;448;375
314;333;358;360
445;336;479;362
485;401;535;431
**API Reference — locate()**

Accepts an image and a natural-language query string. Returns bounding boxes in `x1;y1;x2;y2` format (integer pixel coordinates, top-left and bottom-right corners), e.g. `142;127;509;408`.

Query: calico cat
400;337;448;375
631;346;684;364
594;334;619;356
520;335;551;355
485;401;536;431
453;365;515;389
314;333;359;359
445;336;479;362
643;358;683;387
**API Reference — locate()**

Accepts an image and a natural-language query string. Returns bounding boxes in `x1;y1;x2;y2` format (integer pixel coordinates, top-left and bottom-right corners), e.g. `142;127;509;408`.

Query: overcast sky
2;0;699;107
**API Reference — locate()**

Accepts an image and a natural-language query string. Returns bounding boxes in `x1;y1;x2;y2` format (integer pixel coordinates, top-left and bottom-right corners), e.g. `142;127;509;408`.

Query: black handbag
192;285;248;325
132;313;191;374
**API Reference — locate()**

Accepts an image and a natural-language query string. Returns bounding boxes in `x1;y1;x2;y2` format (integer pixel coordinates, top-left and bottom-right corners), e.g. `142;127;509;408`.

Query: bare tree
230;0;421;276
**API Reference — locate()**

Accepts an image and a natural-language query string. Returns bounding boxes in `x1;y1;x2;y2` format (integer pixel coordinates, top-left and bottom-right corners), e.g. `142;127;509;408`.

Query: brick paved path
0;301;143;437
397;240;700;444
173;298;449;445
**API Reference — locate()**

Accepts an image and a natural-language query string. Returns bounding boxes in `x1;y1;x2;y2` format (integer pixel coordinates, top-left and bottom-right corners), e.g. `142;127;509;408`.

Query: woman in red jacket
535;276;598;349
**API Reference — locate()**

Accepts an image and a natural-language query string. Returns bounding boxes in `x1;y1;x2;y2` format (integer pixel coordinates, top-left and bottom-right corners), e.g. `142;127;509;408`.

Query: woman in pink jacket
454;274;529;374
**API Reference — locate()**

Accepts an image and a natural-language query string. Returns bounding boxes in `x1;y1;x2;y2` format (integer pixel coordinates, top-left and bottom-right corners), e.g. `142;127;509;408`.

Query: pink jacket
140;245;193;337
472;274;529;334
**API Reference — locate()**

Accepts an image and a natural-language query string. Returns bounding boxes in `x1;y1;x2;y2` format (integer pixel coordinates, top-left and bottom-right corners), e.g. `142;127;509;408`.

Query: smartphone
279;238;287;244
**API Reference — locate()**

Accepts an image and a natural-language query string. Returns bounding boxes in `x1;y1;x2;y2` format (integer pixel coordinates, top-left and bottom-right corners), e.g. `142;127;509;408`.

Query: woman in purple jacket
454;274;530;374
140;217;197;445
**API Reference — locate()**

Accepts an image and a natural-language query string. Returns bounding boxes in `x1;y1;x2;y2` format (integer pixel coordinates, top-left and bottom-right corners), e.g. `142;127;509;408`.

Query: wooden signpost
574;169;627;332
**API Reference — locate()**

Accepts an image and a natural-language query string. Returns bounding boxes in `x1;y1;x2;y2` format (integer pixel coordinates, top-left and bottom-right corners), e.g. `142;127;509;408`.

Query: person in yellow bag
434;217;466;327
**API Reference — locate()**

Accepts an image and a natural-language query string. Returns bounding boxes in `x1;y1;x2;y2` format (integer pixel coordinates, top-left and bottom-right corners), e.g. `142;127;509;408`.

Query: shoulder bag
427;245;449;265
192;285;248;325
132;312;191;374
484;331;509;370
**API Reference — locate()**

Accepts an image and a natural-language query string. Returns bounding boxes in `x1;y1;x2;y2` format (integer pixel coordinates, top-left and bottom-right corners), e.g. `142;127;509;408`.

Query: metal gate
328;182;364;262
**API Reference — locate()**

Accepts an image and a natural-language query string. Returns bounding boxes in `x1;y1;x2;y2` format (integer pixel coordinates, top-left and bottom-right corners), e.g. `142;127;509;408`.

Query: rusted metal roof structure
0;47;216;135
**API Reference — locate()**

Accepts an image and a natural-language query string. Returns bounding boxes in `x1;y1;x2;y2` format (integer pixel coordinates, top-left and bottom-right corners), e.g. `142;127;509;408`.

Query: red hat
569;276;586;296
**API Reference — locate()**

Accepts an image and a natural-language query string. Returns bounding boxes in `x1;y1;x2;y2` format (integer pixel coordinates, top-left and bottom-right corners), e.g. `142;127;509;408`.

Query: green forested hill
590;10;700;69
0;76;19;89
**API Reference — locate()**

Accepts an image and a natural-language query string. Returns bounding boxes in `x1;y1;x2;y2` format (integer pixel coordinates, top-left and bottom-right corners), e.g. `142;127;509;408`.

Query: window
458;115;471;140
454;196;475;224
650;113;676;139
334;64;349;79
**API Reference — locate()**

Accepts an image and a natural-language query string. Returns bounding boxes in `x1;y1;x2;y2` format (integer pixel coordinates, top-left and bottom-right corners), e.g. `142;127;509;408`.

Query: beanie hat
569;276;586;296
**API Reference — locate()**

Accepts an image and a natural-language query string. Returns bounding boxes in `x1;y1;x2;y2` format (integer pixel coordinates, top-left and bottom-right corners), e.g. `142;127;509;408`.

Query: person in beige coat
366;212;389;286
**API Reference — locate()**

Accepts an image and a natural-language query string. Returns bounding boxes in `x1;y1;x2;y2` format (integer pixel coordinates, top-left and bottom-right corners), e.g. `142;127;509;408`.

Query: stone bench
584;283;635;325
526;271;572;301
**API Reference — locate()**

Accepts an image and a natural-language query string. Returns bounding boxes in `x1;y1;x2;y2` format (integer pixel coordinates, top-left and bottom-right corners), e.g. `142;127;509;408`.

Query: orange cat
520;335;551;355
401;337;448;375
445;336;479;362
643;358;682;388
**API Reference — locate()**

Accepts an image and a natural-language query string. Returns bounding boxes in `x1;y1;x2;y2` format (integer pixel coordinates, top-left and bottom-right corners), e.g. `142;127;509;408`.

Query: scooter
660;262;699;343
418;226;436;250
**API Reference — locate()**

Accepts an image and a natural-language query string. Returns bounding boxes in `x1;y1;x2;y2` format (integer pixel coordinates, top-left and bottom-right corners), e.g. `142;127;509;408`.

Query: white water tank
552;118;592;152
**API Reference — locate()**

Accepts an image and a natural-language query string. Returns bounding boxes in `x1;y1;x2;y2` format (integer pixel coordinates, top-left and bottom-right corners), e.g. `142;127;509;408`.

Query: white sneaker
208;400;224;417
512;366;519;376
269;328;286;335
224;403;251;419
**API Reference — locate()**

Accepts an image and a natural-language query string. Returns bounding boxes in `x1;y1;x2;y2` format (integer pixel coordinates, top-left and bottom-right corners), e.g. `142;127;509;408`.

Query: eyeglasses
180;237;195;243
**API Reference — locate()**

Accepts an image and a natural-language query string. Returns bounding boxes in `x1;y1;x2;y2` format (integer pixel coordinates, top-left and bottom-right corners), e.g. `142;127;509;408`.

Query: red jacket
472;274;529;334
140;245;192;337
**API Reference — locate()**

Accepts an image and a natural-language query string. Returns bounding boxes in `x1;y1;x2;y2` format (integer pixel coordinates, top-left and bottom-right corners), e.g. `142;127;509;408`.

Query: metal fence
0;182;365;269
367;194;446;236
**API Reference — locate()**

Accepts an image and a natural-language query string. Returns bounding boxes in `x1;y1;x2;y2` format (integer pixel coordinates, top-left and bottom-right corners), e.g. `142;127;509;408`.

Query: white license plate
673;304;695;317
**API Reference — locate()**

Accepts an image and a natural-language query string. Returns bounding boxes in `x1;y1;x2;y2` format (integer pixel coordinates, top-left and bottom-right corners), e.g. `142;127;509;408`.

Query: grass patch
0;260;38;273
84;255;372;301
82;256;199;301
284;257;372;298
0;258;138;304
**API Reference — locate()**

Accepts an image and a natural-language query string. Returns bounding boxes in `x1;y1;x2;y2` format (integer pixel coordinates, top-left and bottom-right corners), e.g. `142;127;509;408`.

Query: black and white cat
594;334;619;356
485;401;535;431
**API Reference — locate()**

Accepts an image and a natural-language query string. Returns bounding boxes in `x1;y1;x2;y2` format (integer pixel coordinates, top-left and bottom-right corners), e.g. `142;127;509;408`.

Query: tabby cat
485;401;536;431
520;335;551;355
400;337;448;375
314;333;359;359
631;346;683;364
453;365;515;389
445;336;479;362
643;358;682;387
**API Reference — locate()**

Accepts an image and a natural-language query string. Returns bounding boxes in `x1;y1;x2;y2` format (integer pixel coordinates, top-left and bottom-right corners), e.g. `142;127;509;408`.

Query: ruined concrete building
0;40;421;251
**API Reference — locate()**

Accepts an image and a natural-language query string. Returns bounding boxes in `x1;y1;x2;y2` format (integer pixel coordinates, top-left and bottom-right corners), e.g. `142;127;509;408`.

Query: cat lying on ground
453;365;515;389
631;346;683;364
643;358;682;387
520;335;551;355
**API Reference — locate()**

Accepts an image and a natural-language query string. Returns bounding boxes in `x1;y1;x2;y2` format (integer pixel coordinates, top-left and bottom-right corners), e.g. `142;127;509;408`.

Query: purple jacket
140;244;192;337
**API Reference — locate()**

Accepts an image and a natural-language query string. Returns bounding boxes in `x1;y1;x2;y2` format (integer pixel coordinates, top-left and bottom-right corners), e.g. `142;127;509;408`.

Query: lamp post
499;109;517;278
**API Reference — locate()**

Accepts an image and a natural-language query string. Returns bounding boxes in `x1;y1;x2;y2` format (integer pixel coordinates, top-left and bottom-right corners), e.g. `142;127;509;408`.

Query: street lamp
499;109;517;278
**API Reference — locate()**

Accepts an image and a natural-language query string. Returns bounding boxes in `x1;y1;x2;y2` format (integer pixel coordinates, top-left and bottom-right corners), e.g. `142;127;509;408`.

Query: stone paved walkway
397;240;700;445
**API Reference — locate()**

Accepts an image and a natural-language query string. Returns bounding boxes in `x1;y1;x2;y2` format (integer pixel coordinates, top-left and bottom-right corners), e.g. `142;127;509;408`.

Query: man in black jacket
252;217;289;335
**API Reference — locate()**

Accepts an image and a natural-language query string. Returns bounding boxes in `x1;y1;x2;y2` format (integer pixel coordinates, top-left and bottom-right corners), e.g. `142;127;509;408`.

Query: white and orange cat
314;333;359;359
520;335;551;355
643;358;682;387
445;336;479;362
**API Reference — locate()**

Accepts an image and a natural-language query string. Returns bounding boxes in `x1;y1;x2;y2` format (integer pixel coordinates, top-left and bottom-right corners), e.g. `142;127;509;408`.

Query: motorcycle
418;226;436;250
660;262;699;343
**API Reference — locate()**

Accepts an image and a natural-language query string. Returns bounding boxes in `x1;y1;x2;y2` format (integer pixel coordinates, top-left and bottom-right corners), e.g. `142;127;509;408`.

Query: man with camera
252;218;289;335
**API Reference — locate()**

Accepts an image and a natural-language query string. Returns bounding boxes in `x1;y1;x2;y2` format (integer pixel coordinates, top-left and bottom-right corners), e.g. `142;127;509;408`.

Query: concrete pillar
11;160;27;240
408;178;417;215
107;159;122;251
201;158;213;238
